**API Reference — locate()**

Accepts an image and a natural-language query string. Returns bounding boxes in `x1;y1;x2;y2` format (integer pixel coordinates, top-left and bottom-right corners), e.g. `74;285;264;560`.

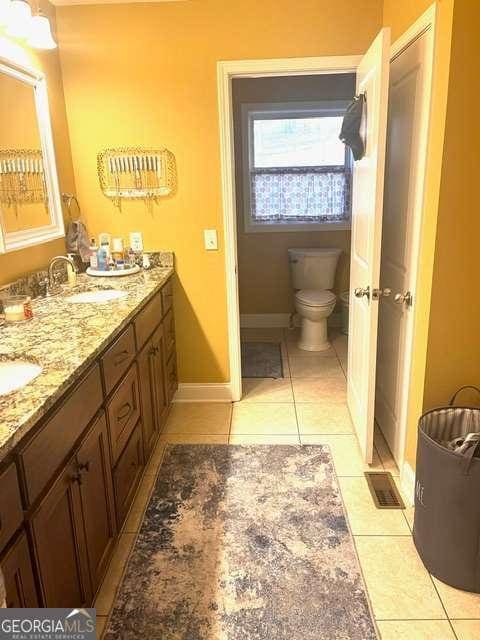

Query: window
242;102;351;232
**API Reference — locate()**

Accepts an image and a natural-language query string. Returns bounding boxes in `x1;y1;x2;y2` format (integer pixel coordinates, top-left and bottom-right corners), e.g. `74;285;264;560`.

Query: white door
348;28;390;463
375;29;433;465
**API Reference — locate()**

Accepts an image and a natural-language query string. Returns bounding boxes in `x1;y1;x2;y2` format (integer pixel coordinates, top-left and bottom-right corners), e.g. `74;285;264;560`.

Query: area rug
241;341;284;378
104;445;377;640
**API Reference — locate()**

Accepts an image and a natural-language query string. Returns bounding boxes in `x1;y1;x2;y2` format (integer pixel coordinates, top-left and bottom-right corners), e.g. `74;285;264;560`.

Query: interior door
375;30;431;464
348;28;390;463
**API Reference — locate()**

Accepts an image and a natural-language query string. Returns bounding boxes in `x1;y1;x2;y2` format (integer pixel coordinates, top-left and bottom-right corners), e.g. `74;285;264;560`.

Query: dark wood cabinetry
0;276;176;609
1;532;39;608
30;457;92;607
76;413;116;593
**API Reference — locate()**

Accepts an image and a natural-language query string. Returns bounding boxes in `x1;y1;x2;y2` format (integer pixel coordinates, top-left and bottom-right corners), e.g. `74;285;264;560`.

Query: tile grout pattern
95;327;480;640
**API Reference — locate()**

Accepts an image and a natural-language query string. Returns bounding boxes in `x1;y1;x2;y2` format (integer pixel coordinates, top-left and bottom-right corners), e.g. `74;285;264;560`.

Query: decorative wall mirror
0;57;64;253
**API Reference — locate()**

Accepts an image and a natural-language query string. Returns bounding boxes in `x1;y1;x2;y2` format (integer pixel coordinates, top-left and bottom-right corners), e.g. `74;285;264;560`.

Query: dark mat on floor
104;445;378;640
241;341;284;378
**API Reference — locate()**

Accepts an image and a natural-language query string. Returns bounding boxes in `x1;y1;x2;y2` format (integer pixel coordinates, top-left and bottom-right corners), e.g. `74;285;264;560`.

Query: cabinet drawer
161;279;173;316
20;365;103;506
101;324;135;396
0;464;23;553
113;422;143;527
163;308;175;362
107;364;140;464
134;292;162;350
166;354;178;403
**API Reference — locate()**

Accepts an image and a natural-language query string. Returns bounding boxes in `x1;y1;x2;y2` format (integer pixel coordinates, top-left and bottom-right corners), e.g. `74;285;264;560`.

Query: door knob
394;291;413;306
372;287;392;300
354;286;370;299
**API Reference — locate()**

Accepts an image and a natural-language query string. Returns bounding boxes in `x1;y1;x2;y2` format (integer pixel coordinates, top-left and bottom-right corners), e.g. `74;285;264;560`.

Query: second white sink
65;289;128;304
0;359;43;396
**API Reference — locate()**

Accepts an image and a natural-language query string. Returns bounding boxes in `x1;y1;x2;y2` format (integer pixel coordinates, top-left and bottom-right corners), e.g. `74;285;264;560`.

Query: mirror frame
0;57;65;253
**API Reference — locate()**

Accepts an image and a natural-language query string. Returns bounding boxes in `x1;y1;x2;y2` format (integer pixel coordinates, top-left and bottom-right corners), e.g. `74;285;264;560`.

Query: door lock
372;287;392;300
354;286;370;300
394;291;413;307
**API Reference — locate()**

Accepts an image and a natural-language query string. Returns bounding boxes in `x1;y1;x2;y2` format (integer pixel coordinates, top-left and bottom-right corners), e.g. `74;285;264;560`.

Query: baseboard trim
240;312;342;329
400;460;416;507
174;383;233;402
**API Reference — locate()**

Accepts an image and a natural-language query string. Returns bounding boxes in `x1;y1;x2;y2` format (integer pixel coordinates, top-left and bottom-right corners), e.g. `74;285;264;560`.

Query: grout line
284;333;301;444
427;571;459;637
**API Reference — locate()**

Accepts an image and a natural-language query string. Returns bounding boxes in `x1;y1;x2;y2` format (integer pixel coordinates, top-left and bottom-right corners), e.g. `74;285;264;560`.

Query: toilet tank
288;248;342;290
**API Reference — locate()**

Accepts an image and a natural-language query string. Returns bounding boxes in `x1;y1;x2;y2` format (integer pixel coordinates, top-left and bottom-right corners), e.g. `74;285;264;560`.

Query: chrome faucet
47;255;78;294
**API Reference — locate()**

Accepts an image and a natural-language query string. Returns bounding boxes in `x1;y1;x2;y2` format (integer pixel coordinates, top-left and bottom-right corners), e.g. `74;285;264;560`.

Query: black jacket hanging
339;94;365;161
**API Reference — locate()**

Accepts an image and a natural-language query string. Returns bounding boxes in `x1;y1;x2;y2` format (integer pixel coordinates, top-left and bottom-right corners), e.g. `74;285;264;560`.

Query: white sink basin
0;359;42;396
65;289;128;304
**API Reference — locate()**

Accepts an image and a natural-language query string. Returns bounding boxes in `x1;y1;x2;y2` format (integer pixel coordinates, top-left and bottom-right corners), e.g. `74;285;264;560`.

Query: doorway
218;6;436;491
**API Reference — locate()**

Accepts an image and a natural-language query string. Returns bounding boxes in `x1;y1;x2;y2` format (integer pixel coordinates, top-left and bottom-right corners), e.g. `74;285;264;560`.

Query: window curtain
251;166;350;223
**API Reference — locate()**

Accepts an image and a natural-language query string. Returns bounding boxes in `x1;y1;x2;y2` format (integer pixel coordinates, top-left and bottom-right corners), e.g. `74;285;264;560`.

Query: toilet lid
295;289;336;307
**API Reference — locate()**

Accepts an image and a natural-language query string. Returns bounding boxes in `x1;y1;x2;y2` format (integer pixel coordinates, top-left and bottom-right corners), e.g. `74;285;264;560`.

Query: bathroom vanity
0;265;177;607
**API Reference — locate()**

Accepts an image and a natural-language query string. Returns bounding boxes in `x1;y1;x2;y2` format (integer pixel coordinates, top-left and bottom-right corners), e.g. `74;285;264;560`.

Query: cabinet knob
77;461;91;473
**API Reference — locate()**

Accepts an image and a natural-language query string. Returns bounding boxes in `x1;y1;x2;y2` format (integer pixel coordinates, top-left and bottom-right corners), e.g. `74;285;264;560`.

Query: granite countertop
0;265;174;463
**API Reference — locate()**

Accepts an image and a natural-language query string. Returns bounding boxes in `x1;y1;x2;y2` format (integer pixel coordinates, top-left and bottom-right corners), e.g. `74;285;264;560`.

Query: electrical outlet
204;229;218;251
129;231;143;252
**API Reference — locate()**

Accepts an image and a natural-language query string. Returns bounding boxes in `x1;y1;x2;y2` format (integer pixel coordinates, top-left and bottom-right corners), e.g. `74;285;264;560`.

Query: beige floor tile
338;356;348;375
241;328;285;341
355;536;446;620
241;378;294;403
432;576;480;619
159;434;229;445
123;472;156;533
332;333;348;357
164;402;232;434
229;434;300;444
231;402;298;435
289;356;345;379
292;377;347;403
451;620;480;639
376;620;455;639
96;615;107;638
404;505;415;532
338;476;411;535
374;425;400;476
296;402;353;434
94;534;136;616
300;434;383;475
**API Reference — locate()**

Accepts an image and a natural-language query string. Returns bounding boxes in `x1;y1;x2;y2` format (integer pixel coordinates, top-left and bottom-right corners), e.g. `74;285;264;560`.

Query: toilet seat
295;289;336;307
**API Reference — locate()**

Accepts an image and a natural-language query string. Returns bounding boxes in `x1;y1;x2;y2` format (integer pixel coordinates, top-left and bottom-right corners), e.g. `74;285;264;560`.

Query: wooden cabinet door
30;458;92;608
151;325;169;435
76;413;116;594
1;531;39;608
137;335;158;460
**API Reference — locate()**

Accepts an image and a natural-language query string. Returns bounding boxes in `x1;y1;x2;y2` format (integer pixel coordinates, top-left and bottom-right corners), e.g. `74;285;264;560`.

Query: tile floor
95;328;480;639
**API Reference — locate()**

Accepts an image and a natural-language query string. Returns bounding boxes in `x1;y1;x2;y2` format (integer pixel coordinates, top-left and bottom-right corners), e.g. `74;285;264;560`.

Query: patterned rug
241;341;284;378
104;445;377;640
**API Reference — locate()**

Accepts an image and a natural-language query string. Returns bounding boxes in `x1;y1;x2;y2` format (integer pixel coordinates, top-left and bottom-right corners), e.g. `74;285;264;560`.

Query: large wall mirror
0;58;64;253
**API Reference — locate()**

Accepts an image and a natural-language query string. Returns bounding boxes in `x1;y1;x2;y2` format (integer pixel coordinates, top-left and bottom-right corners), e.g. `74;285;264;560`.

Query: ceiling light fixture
5;0;31;39
27;10;57;49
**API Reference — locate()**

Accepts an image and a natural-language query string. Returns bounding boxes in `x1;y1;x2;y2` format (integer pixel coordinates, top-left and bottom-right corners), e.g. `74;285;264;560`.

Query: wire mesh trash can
413;386;480;593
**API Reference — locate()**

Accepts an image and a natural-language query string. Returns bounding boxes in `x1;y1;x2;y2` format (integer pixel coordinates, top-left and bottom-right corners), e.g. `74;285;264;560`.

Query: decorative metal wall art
97;147;177;209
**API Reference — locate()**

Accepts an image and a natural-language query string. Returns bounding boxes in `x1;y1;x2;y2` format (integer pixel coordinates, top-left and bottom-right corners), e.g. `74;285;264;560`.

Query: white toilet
288;248;342;352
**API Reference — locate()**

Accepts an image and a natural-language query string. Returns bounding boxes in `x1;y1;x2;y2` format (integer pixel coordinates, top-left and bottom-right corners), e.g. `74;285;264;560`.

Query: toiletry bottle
89;238;98;270
97;244;108;271
112;237;124;264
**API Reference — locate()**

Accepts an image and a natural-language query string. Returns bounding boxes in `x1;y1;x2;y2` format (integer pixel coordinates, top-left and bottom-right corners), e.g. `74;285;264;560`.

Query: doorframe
381;4;437;495
217;55;361;401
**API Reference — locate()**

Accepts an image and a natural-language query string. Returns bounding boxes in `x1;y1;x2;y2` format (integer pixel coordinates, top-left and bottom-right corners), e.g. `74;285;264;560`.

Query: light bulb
5;0;32;39
27;12;57;49
0;0;11;28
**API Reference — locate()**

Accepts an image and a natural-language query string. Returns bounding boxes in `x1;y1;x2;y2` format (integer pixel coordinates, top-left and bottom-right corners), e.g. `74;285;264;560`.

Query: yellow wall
423;1;480;408
56;0;383;383
0;1;74;285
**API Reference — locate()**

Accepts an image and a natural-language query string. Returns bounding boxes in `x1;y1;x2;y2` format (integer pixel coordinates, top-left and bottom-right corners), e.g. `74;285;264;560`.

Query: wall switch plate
129;231;143;252
204;229;218;250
